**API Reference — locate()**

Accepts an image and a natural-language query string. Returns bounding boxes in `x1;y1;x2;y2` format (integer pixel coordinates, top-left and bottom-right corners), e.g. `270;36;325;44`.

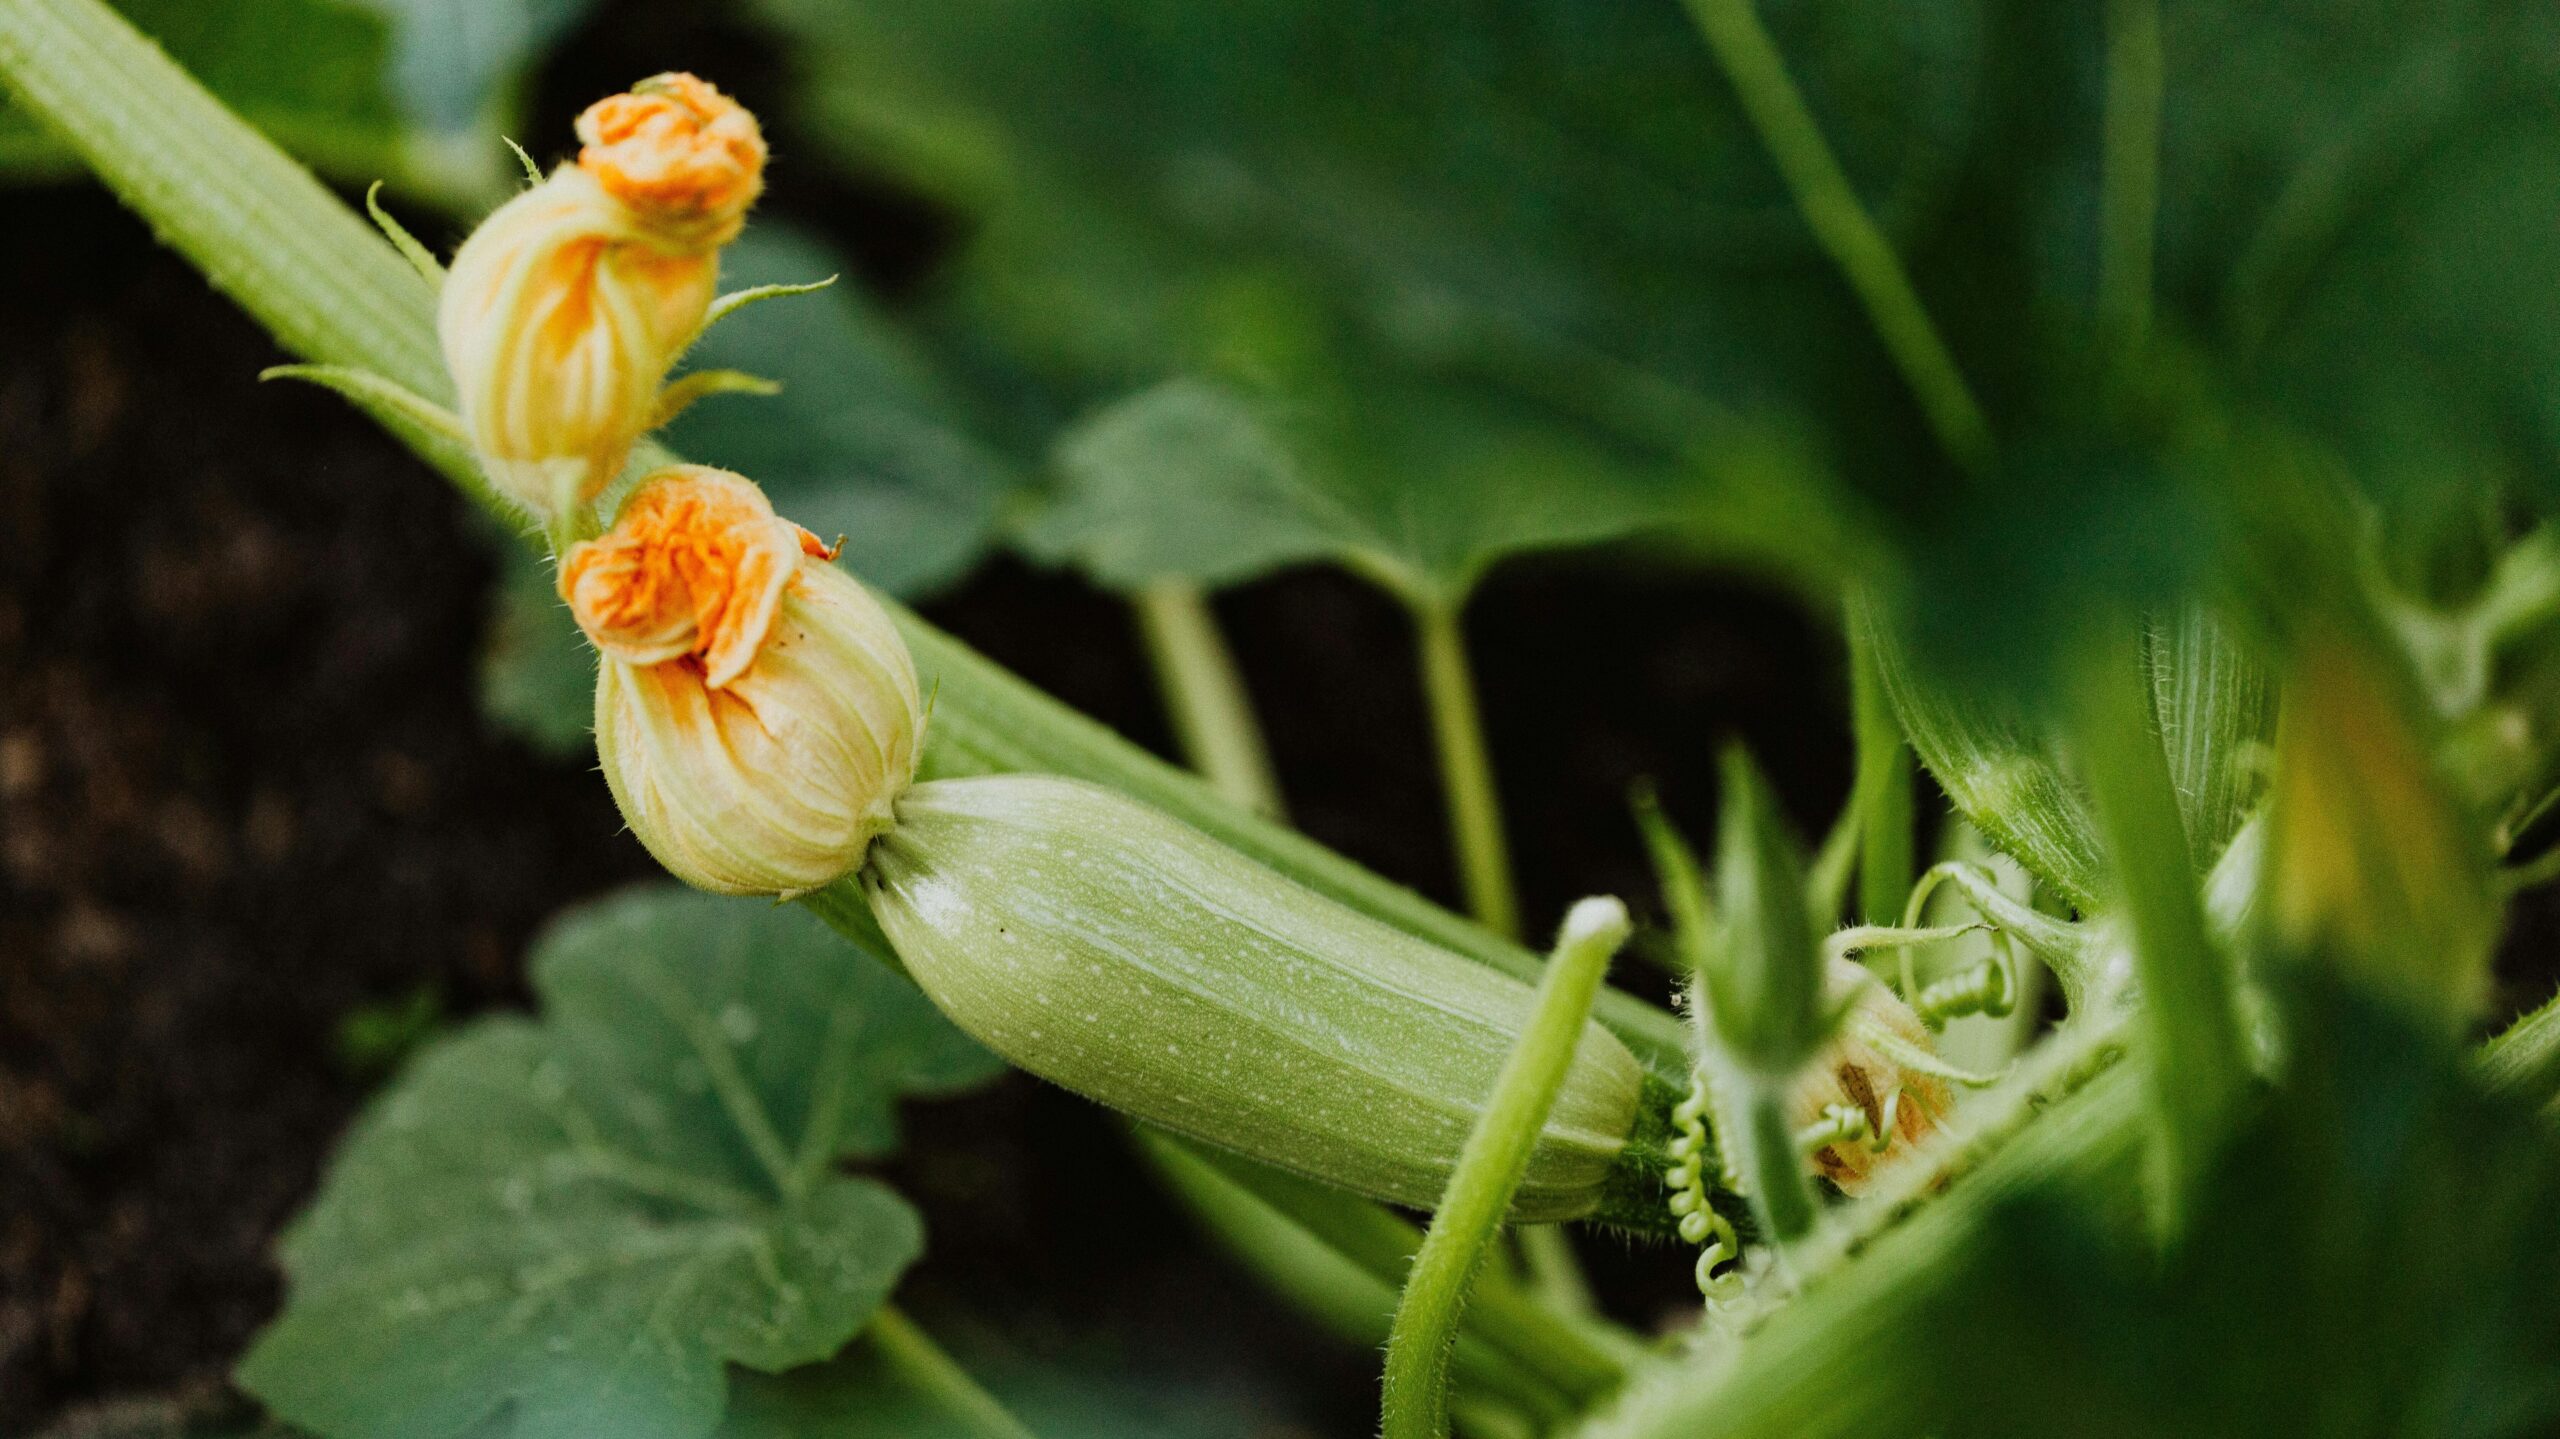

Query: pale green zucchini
863;775;1647;1220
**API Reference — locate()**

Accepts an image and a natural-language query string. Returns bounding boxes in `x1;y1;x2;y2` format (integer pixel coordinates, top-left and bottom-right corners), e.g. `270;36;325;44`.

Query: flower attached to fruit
564;465;922;897
1792;958;1950;1194
437;74;767;523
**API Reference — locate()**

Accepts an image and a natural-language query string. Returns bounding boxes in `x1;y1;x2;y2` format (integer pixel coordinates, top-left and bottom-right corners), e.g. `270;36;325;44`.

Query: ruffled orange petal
559;466;825;689
575;73;766;239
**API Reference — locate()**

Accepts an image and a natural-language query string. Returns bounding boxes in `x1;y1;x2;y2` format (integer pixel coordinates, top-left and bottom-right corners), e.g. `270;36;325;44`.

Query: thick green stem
2066;628;2249;1231
1381;900;1631;1439
1417;600;1521;942
2097;0;2164;355
867;1307;1042;1439
1730;1072;1820;1267
1676;0;1992;473
1134;579;1287;820
1847;608;1916;926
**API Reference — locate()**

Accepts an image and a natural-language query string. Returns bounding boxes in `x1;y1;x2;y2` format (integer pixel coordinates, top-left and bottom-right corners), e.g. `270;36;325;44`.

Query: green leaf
2144;607;2274;866
720;1338;1265;1439
350;0;598;137
238;887;1002;1439
667;223;1024;599
755;0;1994;606
1860;601;2106;912
1028;377;1665;604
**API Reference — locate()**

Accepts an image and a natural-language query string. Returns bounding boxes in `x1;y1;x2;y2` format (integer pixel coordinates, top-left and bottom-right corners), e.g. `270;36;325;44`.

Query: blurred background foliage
12;0;2560;1434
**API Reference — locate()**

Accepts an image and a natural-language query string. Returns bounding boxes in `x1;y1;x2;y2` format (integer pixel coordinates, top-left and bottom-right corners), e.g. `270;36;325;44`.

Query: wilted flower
437;74;766;523
1792;958;1950;1194
564;465;922;897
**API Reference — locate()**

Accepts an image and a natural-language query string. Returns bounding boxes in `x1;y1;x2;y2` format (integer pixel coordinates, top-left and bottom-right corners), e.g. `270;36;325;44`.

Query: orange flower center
560;467;833;689
575;73;767;238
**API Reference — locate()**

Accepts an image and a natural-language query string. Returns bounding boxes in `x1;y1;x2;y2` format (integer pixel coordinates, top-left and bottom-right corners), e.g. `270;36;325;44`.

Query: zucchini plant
7;0;2560;1435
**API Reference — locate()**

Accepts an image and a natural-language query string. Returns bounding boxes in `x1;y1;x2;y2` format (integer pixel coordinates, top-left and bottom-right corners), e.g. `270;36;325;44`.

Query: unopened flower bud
566;466;922;897
1792;959;1949;1194
575;72;767;250
438;75;767;522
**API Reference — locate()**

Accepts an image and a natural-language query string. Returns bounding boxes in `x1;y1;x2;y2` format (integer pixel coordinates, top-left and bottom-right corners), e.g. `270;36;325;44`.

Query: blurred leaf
2262;633;2498;1030
1924;982;2560;1439
0;0;585;196
482;222;1025;753
351;0;598;136
755;0;1994;602
722;1341;1265;1439
238;887;1002;1439
1024;377;1659;602
668;223;1025;598
479;543;592;757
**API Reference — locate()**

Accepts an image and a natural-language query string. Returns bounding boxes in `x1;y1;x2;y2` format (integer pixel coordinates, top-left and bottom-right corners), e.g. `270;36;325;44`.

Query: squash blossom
1796;958;1950;1193
564;465;921;897
438;73;767;522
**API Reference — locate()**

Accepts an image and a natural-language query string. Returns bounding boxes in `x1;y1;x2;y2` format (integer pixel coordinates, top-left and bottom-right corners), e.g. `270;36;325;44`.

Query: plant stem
1382;900;1631;1439
1185;1144;1636;1398
1847;607;1915;925
1676;0;1992;473
867;1306;1042;1439
2065;626;2249;1233
1133;1129;1575;1425
1728;1071;1820;1268
1417;600;1522;941
1133;579;1287;819
2097;0;2164;355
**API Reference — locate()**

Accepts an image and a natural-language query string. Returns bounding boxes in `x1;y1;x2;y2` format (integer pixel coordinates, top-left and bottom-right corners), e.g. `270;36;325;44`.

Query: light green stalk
1133;579;1287;819
1418;599;1521;942
1676;0;1992;473
1382;900;1631;1439
866;1307;1042;1439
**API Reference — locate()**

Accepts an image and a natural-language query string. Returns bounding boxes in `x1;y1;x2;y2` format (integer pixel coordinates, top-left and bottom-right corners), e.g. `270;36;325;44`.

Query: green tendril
1666;1069;1745;1302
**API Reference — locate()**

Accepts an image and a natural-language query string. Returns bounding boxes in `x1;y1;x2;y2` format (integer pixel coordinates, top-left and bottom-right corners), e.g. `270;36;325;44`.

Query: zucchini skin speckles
864;775;1646;1220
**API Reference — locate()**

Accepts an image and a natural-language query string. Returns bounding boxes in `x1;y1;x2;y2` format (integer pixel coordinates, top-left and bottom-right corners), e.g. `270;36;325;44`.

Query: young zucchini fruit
864;774;1654;1221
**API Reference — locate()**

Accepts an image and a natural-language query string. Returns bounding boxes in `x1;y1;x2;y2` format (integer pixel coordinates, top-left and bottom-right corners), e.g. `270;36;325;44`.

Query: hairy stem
1676;0;1992;472
867;1306;1042;1439
1418;600;1522;942
1381;901;1631;1439
1134;579;1287;819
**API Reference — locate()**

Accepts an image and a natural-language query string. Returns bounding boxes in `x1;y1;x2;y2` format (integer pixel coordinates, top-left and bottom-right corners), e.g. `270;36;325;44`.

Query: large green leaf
756;0;1992;604
238;887;1002;1439
1022;377;1660;603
